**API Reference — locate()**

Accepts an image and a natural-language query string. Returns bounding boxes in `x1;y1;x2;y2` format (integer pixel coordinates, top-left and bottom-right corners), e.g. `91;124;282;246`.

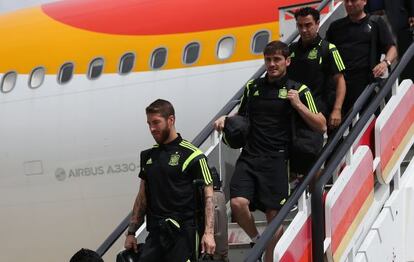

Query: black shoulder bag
288;80;324;174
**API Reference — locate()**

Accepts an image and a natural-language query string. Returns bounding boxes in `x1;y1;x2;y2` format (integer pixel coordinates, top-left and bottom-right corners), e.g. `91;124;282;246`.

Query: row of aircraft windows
1;31;270;93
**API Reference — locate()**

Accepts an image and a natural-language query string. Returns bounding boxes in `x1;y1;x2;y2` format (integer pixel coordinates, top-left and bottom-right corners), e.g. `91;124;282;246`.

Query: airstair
94;0;414;261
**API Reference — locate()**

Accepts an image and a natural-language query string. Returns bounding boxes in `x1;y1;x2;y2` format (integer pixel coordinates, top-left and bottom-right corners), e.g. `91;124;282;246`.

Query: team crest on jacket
308;48;318;60
168;153;180;166
278;88;288;99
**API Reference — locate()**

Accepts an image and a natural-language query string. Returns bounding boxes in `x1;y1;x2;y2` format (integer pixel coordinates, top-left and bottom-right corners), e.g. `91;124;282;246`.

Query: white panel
403;159;414;261
374;79;414;184
324;146;388;262
357;187;405;261
355;229;383;262
325;146;371;238
274;193;311;261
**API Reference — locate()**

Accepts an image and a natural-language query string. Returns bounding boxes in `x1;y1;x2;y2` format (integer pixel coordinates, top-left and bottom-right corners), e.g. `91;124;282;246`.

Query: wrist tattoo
204;195;214;234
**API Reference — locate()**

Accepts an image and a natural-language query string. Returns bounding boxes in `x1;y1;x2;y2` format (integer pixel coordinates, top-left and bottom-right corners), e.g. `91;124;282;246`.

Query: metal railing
311;42;414;261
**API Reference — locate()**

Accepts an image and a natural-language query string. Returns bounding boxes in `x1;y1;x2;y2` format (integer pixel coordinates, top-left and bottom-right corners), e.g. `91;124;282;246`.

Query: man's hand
329;108;342;129
409;17;414;28
372;61;388;78
287;89;301;109
124;235;139;253
213;116;226;132
201;232;216;255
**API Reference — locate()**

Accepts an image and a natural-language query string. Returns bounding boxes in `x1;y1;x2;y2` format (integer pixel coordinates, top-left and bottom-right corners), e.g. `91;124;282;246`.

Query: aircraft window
252;31;270;54
119;53;135;74
151;48;167;69
1;71;17;93
183;42;200;64
29;67;45;89
217;37;234;60
58;62;74;84
88;58;104;80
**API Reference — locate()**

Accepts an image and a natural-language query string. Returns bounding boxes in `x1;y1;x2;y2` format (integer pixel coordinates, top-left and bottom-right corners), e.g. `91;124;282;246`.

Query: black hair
294;7;320;22
263;41;290;58
145;99;175;119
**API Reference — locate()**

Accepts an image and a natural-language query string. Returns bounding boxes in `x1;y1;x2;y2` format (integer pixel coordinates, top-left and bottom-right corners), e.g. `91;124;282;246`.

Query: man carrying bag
214;41;326;262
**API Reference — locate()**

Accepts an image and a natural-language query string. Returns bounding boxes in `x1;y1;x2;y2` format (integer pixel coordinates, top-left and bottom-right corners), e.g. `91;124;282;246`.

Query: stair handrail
310;41;414;262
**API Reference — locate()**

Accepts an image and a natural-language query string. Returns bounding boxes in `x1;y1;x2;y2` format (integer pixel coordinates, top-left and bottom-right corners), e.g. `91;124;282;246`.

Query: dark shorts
139;225;197;262
230;152;289;212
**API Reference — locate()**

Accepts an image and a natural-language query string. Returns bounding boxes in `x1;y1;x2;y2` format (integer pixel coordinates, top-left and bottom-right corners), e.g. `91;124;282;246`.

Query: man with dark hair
290;7;346;132
214;41;326;262
124;99;215;261
145;99;175;119
70;248;103;262
326;0;397;114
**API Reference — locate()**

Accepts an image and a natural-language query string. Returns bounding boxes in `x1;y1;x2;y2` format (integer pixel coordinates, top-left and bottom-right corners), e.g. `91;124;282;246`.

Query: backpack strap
286;79;311;141
285;79;303;91
317;39;330;69
368;15;380;72
287;79;301;144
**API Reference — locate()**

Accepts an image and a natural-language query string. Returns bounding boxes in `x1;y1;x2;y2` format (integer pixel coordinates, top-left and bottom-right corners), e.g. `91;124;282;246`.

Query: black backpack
286;80;324;174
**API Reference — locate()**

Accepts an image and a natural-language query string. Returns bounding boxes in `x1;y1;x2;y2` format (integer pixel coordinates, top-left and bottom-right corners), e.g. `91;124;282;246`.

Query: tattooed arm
201;184;216;254
124;180;147;252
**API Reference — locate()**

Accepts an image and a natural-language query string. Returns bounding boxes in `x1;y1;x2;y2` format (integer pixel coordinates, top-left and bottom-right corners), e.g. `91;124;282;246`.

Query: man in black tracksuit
124;99;215;262
326;0;397;114
289;7;346;132
366;0;414;81
214;41;326;262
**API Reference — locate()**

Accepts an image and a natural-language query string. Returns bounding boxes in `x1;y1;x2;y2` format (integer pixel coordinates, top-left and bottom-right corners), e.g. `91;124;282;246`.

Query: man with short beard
124;99;215;261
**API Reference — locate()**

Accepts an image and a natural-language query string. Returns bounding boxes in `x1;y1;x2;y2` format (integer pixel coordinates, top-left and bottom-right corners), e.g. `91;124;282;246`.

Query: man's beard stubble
155;127;171;144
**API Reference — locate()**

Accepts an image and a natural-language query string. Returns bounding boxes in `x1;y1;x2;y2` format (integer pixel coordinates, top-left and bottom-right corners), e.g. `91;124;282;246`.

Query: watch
127;231;136;236
383;59;391;67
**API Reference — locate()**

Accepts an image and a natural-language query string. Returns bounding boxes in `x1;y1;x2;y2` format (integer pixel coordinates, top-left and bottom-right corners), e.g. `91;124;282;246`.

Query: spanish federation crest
168;153;180;166
308;48;318;60
278;88;288;99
